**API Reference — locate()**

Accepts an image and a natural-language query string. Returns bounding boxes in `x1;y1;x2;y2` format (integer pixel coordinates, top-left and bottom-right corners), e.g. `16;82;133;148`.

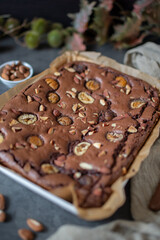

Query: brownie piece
149;182;160;211
0;61;159;208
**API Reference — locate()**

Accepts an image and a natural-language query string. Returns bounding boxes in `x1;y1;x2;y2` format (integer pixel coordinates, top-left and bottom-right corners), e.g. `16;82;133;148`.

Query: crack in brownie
0;61;159;208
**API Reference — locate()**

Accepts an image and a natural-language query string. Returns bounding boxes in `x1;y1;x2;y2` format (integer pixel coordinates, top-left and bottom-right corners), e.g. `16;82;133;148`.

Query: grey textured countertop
0;38;132;240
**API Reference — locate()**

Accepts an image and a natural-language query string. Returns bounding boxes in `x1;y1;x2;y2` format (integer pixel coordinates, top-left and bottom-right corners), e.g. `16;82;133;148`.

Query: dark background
0;0;135;26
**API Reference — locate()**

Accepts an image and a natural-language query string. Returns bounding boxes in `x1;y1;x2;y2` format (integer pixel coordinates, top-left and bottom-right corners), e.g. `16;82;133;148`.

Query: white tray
0;165;128;217
0;165;77;215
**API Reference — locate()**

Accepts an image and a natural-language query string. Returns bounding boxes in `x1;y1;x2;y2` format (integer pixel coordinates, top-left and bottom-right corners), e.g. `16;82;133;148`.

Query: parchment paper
0;51;160;220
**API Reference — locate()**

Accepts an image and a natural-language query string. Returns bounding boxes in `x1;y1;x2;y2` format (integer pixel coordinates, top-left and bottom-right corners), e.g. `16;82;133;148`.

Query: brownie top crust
0;61;159;208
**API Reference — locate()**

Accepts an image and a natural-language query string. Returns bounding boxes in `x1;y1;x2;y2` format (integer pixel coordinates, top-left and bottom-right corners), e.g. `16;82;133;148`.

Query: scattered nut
74;142;91;156
23;163;31;173
27;96;32;103
105;110;115;121
130;99;145;109
18;114;37;125
39;105;45;112
78;92;94;104
93;142;102;149
66;90;76;98
0;210;6;222
53;109;60;117
0;133;4;144
35;88;39;94
125;84;131;95
18;229;34;240
74;172;81;179
54;71;61;76
72;103;84;113
27;136;43;148
69;129;76;135
65;67;75;73
57;116;72;126
40;116;48;121
41;163;59;174
81;129;89;136
85;79;100;91
98;150;106;157
48;127;55;134
127;126;137;133
48;92;60;104
115;76;127;87
79;162;93;170
45;78;59;90
27;218;44;232
0;194;5;210
106;132;123;142
11;126;22;132
100;99;106;106
9;119;19;126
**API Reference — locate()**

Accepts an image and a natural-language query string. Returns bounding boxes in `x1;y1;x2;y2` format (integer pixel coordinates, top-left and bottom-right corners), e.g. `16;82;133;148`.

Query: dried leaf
64;33;86;51
114;32;148;49
100;0;115;11
91;6;112;45
68;0;96;33
110;13;143;43
133;0;155;16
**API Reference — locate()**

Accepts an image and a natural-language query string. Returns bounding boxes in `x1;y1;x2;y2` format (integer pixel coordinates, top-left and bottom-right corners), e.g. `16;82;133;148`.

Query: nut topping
18;113;37;125
127;126;137;133
126;84;131;95
48;92;60;103
100;99;106;106
0;133;4;144
11;127;22;132
9;119;19;126
27;136;43;148
27;95;32;103
45;78;59;90
74;142;91;156
78;92;94;104
85;79;100;91
79;162;93;170
131;99;145;109
93;142;102;149
57;116;72;126
41;163;59;174
66;90;76;98
39;105;45;111
54;71;61;76
115;76;127;88
106;132;123;142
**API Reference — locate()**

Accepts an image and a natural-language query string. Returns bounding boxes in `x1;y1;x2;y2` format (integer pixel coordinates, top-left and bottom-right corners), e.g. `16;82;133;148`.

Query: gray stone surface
0;38;131;240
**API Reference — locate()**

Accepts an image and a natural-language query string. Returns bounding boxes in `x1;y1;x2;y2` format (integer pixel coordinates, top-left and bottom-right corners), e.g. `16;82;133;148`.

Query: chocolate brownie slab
0;61;159;208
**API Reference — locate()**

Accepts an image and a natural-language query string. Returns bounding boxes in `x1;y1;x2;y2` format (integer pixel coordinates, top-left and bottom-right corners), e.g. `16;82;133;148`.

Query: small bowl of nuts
0;60;33;88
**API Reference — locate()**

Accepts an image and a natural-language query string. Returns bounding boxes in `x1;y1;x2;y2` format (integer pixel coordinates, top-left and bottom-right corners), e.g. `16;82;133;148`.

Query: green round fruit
31;18;48;35
25;31;40;49
5;18;20;31
47;29;64;48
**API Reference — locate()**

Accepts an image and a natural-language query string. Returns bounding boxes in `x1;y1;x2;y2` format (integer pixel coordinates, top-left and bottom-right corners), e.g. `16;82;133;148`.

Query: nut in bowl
0;60;33;88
